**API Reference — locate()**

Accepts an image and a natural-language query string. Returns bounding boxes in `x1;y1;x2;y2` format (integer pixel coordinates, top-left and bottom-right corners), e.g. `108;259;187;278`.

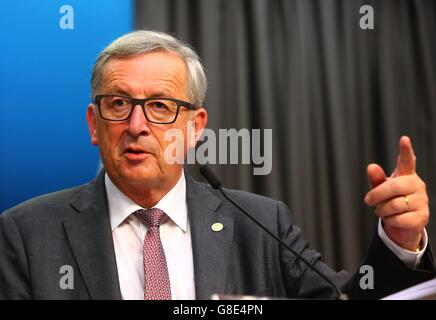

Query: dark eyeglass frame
93;94;198;124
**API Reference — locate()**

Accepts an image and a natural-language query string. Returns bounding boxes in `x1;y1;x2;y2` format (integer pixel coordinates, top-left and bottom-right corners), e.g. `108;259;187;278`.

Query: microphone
199;165;347;300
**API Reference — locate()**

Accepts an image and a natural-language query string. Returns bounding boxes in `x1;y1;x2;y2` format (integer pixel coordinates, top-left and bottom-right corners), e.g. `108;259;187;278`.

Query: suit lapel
62;170;233;300
63;172;121;299
186;176;234;300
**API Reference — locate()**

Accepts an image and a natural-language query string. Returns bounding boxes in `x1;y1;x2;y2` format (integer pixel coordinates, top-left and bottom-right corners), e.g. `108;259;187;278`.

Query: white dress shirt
106;172;195;300
378;219;428;269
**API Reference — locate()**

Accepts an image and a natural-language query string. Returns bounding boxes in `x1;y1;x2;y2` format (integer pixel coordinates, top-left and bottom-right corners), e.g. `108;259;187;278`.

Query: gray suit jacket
0;171;435;299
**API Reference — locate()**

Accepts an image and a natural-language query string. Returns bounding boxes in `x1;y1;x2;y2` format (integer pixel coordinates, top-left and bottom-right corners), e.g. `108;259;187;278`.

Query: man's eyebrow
104;87;131;96
104;88;173;99
147;92;172;98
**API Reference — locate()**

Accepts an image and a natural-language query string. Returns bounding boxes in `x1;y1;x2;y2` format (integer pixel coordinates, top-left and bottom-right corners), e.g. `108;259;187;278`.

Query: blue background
0;0;133;212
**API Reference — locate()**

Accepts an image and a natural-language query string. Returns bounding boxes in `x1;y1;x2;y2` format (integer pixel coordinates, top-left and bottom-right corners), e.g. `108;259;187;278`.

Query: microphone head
199;165;222;189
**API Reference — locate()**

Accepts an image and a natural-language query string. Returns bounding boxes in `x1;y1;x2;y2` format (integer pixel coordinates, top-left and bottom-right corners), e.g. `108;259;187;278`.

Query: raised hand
365;136;429;251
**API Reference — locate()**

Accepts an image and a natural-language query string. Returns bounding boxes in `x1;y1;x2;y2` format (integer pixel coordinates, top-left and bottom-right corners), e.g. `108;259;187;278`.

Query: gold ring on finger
404;195;410;212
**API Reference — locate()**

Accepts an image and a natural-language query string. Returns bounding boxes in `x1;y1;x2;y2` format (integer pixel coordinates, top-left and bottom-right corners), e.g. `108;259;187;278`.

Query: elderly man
0;30;434;300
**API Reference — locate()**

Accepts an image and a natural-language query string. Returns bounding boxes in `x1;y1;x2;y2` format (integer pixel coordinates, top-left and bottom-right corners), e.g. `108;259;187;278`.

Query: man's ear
86;104;99;145
189;108;208;148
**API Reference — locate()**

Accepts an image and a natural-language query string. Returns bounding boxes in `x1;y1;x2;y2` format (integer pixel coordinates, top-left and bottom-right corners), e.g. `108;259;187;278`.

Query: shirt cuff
378;219;428;269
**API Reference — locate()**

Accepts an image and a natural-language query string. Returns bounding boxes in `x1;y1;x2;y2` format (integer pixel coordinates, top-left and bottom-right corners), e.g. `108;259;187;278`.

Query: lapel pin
211;223;223;232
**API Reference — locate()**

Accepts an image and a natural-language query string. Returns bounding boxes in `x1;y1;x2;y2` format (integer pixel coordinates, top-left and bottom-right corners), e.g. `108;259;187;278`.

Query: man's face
87;51;207;192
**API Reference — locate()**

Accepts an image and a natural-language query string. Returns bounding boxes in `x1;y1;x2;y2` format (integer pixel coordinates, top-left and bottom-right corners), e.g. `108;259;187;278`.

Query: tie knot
134;208;169;228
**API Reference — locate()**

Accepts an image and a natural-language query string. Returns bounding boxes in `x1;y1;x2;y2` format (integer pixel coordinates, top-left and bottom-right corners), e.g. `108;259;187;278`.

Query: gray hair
91;30;207;106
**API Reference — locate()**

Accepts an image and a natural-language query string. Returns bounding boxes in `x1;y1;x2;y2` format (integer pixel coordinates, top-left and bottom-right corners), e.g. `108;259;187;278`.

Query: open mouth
127;149;145;154
123;146;150;160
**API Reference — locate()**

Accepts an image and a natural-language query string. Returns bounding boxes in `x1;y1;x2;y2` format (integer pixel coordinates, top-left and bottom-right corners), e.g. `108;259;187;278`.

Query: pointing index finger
396;136;416;175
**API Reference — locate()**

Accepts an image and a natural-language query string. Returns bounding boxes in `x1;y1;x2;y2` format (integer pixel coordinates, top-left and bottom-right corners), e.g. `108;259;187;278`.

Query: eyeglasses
93;94;198;124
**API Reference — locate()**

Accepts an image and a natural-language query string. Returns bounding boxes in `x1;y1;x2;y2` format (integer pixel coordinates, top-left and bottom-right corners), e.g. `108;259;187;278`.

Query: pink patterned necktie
134;208;172;300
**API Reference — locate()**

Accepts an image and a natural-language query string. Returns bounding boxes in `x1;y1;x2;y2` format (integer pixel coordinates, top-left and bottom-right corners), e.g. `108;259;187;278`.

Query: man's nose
127;104;151;136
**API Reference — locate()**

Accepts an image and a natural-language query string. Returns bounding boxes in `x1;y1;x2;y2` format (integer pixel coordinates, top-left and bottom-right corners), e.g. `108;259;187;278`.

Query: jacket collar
185;173;235;300
65;171;122;299
64;169;235;300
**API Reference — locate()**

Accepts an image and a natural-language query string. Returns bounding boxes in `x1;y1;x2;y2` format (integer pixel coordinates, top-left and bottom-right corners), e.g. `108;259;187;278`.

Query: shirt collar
105;171;187;232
